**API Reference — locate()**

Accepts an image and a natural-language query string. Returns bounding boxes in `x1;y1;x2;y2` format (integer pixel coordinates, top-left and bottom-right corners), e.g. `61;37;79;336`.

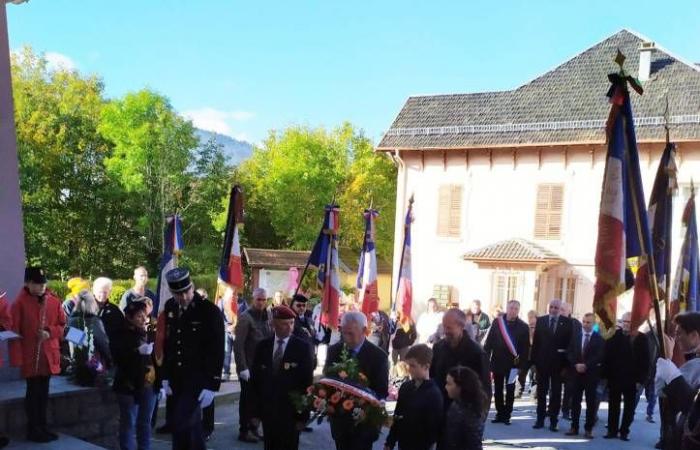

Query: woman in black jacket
113;300;156;450
439;366;489;450
68;290;112;386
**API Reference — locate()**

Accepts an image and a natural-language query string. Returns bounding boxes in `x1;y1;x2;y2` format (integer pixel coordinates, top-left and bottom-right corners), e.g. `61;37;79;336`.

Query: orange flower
338;370;348;379
330;392;342;404
358;373;368;382
318;389;327;398
342;399;354;411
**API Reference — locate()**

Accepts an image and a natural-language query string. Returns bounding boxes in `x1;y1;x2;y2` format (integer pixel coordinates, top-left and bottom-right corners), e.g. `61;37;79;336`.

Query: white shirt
272;335;290;359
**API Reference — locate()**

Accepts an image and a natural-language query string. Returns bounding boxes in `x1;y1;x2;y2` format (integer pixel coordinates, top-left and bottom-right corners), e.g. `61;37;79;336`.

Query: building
377;29;700;319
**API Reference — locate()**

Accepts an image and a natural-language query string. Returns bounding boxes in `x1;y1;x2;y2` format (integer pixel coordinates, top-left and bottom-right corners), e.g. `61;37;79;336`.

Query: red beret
273;305;296;320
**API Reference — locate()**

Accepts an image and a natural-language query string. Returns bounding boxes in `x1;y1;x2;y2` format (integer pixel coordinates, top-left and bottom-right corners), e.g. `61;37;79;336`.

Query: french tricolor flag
394;197;414;327
219;186;245;299
358;208;380;318
308;204;341;329
593;72;653;336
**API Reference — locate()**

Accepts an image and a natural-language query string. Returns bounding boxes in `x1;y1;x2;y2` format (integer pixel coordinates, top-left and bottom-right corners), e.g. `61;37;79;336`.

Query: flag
219;185;245;293
357;208;380;318
671;185;700;316
155;214;184;314
630;144;677;332
593;73;653;336
394;196;414;327
307;204;341;329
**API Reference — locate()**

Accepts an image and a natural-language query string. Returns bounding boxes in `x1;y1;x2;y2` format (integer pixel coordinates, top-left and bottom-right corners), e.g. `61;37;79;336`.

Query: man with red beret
9;267;66;443
251;305;314;450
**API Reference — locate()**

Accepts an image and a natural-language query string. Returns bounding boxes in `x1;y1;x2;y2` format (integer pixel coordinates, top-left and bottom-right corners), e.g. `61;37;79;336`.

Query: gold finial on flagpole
615;49;626;71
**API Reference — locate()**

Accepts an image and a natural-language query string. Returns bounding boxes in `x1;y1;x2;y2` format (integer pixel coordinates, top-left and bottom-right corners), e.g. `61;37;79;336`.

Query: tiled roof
463;239;563;264
243;247;352;273
378;29;700;150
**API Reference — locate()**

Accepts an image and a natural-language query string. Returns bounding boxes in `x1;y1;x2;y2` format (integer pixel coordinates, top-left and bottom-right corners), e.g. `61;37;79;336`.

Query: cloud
44;52;77;71
181;107;255;137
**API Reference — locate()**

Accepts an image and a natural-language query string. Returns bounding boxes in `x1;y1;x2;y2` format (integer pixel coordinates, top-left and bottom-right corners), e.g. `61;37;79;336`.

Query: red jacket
0;296;11;368
9;288;66;378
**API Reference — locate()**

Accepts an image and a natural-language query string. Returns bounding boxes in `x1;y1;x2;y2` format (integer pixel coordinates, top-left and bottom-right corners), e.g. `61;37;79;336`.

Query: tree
12;47;142;277
237;122;396;260
98;90;197;269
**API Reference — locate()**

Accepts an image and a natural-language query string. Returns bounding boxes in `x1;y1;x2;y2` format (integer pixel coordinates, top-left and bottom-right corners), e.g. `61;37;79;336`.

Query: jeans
223;333;234;376
635;378;657;417
118;388;157;450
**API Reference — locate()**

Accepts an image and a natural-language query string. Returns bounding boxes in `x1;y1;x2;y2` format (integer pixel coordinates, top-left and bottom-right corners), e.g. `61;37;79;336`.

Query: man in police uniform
158;268;224;450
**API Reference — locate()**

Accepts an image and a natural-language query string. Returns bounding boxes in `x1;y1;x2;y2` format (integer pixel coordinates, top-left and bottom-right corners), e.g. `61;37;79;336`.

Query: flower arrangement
292;346;388;428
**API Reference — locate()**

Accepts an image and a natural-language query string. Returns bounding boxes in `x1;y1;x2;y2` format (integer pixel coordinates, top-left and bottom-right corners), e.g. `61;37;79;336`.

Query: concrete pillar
0;2;26;379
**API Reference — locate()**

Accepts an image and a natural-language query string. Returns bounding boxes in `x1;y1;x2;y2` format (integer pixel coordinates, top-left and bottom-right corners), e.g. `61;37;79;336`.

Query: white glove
198;389;215;408
655;358;682;393
137;343;154;355
239;369;250;381
161;380;173;397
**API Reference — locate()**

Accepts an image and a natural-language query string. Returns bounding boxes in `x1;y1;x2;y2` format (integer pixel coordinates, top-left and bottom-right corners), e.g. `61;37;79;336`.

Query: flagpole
392;195;413;313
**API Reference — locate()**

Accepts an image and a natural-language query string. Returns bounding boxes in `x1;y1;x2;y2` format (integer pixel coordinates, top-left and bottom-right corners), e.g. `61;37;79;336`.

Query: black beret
25;267;47;284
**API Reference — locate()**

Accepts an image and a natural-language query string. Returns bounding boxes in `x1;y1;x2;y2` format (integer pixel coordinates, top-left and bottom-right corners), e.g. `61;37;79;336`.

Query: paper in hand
0;330;20;341
508;367;519;385
66;327;87;347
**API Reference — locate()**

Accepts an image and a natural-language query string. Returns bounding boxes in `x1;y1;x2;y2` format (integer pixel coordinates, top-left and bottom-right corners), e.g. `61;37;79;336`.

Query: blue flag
672;186;700;314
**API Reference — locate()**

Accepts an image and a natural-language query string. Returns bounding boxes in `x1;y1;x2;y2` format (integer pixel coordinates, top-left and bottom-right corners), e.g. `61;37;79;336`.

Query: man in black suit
530;299;574;431
324;311;389;450
251;306;314;450
602;311;650;441
431;308;491;406
484;300;529;425
565;312;604;438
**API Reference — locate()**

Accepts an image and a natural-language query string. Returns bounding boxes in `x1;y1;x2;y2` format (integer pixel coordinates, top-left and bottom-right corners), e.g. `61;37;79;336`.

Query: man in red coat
0;290;12;448
9;267;66;443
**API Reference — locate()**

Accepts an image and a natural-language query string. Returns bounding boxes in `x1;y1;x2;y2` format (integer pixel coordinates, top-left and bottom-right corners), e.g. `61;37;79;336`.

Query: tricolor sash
497;316;519;365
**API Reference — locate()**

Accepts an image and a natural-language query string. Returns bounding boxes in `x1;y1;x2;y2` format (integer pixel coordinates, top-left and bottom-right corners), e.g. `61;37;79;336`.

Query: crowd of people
1;266;700;450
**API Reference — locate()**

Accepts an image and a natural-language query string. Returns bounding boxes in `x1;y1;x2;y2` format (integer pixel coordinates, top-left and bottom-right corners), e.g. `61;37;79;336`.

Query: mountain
195;129;253;165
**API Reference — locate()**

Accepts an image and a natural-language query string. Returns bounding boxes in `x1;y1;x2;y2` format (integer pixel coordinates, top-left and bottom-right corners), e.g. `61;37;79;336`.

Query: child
388;360;410;401
439;365;489;450
385;344;444;450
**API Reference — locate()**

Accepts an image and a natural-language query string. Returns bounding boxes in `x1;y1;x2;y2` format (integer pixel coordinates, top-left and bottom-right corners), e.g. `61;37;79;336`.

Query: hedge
48;274;221;305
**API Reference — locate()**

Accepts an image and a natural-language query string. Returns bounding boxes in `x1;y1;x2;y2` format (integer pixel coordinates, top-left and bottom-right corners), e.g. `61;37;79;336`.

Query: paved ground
149;384;663;450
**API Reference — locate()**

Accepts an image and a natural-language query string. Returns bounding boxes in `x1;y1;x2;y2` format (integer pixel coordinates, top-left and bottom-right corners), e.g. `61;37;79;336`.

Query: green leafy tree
12;47;142;277
99;90;197;269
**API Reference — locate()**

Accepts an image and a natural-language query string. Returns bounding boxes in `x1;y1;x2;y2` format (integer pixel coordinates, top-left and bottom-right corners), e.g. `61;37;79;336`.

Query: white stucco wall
392;144;700;321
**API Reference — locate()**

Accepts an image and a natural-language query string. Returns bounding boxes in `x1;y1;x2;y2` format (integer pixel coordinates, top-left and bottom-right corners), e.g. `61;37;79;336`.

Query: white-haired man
324;311;389;450
93;277;124;345
233;287;272;443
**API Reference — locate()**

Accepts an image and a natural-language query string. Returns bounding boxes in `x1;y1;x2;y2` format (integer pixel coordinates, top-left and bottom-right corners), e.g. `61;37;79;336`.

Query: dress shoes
620;433;630;441
603;432;618;439
584;430;594;439
533;421;545;429
565;428;578;436
549;423;558;432
26;430;53;444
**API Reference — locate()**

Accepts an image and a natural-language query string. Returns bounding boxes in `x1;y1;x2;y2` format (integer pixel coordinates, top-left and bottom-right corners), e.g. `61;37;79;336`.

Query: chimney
638;41;655;82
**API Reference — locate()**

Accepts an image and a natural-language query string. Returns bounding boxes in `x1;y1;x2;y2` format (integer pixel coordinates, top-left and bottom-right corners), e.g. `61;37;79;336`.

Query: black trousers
25;376;51;433
330;419;378;450
570;374;599;431
239;379;254;434
262;420;300;450
562;374;573;415
202;401;214;435
536;369;563;424
607;383;637;435
493;372;516;420
171;389;205;450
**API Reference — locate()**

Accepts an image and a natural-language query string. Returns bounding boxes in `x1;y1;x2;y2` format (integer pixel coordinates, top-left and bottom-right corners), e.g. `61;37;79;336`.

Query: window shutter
534;184;564;239
437;184;462;238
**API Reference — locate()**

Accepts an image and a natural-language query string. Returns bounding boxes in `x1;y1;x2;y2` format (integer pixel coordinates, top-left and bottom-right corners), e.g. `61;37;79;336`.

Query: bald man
602;312;650;441
530;299;574;431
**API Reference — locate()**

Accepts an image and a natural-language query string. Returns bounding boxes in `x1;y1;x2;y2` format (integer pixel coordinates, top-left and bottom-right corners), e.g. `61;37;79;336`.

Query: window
556;275;577;306
432;284;453;308
491;271;523;310
534;184;564;240
437;184;462;238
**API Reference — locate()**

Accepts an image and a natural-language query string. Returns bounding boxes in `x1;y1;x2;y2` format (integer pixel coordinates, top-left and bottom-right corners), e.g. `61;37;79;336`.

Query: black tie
550;317;556;333
583;333;590;355
273;339;285;372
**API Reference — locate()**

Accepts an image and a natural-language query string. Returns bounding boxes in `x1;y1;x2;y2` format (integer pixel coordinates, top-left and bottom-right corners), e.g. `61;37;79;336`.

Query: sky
7;0;700;145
